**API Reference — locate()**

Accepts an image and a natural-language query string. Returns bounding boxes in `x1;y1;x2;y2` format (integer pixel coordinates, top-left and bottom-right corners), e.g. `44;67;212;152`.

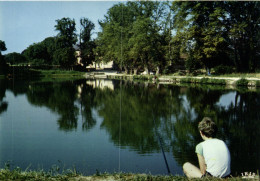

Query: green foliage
227;2;260;72
200;78;226;85
4;52;27;65
180;78;193;83
0;40;8;75
256;81;260;87
79;18;96;67
236;78;249;86
214;65;234;75
0;40;7;52
96;1;168;74
22;41;51;66
180;77;226;85
53;47;76;68
172;1;260;73
55;17;77;48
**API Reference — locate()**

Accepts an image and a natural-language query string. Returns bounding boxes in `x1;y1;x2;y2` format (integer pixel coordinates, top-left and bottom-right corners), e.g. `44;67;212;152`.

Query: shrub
200;78;209;84
214;65;234;75
236;78;249;86
180;78;192;83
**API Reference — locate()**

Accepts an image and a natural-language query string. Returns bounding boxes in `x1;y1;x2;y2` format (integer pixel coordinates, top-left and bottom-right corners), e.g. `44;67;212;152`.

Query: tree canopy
0;40;8;74
7;1;260;73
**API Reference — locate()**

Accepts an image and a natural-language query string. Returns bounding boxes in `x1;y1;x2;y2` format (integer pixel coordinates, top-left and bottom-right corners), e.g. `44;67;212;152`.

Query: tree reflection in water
0;78;259;174
0;79;8;114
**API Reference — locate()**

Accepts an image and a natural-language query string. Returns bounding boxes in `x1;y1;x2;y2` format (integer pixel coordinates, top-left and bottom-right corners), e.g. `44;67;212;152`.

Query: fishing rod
153;115;171;175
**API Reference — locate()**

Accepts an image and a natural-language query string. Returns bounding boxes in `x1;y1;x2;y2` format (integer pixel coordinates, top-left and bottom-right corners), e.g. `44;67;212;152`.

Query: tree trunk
144;66;149;75
124;66;128;74
156;66;160;75
134;68;138;75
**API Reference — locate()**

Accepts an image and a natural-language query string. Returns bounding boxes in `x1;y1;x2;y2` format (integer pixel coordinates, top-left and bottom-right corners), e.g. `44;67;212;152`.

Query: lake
0;78;259;176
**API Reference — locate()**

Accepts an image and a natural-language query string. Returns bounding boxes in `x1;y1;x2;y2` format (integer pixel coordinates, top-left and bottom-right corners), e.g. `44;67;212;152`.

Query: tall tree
172;1;231;73
226;1;260;72
79;18;96;67
96;3;133;72
172;1;260;73
54;18;77;68
0;40;8;75
55;18;77;48
97;1;169;74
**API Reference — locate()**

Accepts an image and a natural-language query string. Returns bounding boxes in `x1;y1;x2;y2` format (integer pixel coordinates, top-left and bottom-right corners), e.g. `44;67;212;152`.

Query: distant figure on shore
183;117;231;178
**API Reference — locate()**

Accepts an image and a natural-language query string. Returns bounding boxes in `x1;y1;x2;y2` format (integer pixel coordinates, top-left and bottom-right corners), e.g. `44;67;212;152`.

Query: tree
41;37;57;64
22;42;48;66
4;52;27;65
0;40;7;53
171;1;260;73
172;2;231;73
226;1;260;72
53;47;76;68
79;18;96;67
129;17;162;74
97;1;169;74
96;3;133;72
54;18;77;68
55;18;77;48
0;40;8;75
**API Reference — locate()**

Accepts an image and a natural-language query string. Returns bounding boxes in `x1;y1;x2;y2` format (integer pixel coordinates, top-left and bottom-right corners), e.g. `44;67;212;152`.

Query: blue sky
0;1;119;54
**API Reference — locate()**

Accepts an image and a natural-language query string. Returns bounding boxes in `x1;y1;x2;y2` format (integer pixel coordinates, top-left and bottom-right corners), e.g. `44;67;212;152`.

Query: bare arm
197;154;206;175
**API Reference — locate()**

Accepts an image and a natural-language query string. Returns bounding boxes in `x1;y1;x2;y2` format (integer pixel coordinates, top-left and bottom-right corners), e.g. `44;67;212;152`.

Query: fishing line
153;113;171;174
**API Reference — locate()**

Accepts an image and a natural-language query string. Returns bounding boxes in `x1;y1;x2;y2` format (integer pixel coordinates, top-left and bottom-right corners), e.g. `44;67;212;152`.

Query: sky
0;1;120;54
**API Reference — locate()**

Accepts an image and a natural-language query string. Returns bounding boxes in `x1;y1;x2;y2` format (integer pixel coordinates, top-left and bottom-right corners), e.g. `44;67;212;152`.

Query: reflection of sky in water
181;95;197;121
217;92;238;109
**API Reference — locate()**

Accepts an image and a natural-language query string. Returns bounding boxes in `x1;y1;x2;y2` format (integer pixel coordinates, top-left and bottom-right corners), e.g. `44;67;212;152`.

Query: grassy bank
1;168;258;181
2;68;85;80
33;69;85;77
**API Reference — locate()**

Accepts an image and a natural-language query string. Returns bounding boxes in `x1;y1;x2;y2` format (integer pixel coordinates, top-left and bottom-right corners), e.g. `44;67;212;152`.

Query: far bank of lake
84;71;260;89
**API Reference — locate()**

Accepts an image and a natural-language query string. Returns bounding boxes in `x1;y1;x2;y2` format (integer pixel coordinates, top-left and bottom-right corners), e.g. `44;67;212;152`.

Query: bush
236;78;249;86
180;78;192;83
214;65;234;75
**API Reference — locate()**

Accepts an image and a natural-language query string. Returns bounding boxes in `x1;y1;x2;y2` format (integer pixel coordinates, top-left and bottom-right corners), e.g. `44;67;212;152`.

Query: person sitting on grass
183;117;231;178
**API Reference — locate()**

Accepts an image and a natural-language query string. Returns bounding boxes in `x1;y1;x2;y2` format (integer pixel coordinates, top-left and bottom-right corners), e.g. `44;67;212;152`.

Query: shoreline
84;71;260;89
0;169;259;181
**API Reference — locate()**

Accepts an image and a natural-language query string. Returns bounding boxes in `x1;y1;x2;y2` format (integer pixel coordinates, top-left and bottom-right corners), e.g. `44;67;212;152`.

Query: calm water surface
0;78;259;175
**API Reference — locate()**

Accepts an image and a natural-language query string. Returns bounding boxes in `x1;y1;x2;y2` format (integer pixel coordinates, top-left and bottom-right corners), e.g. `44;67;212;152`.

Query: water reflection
0;79;8;114
0;78;259;175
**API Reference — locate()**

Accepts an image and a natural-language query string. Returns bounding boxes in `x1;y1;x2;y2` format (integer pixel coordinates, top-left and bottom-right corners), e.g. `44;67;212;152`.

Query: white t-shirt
196;138;231;177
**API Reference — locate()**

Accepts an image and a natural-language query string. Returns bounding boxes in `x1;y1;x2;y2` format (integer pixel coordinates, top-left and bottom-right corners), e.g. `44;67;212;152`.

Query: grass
3;68;86;80
0;167;78;181
1;162;259;180
0;168;258;181
32;69;85;77
179;77;226;85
